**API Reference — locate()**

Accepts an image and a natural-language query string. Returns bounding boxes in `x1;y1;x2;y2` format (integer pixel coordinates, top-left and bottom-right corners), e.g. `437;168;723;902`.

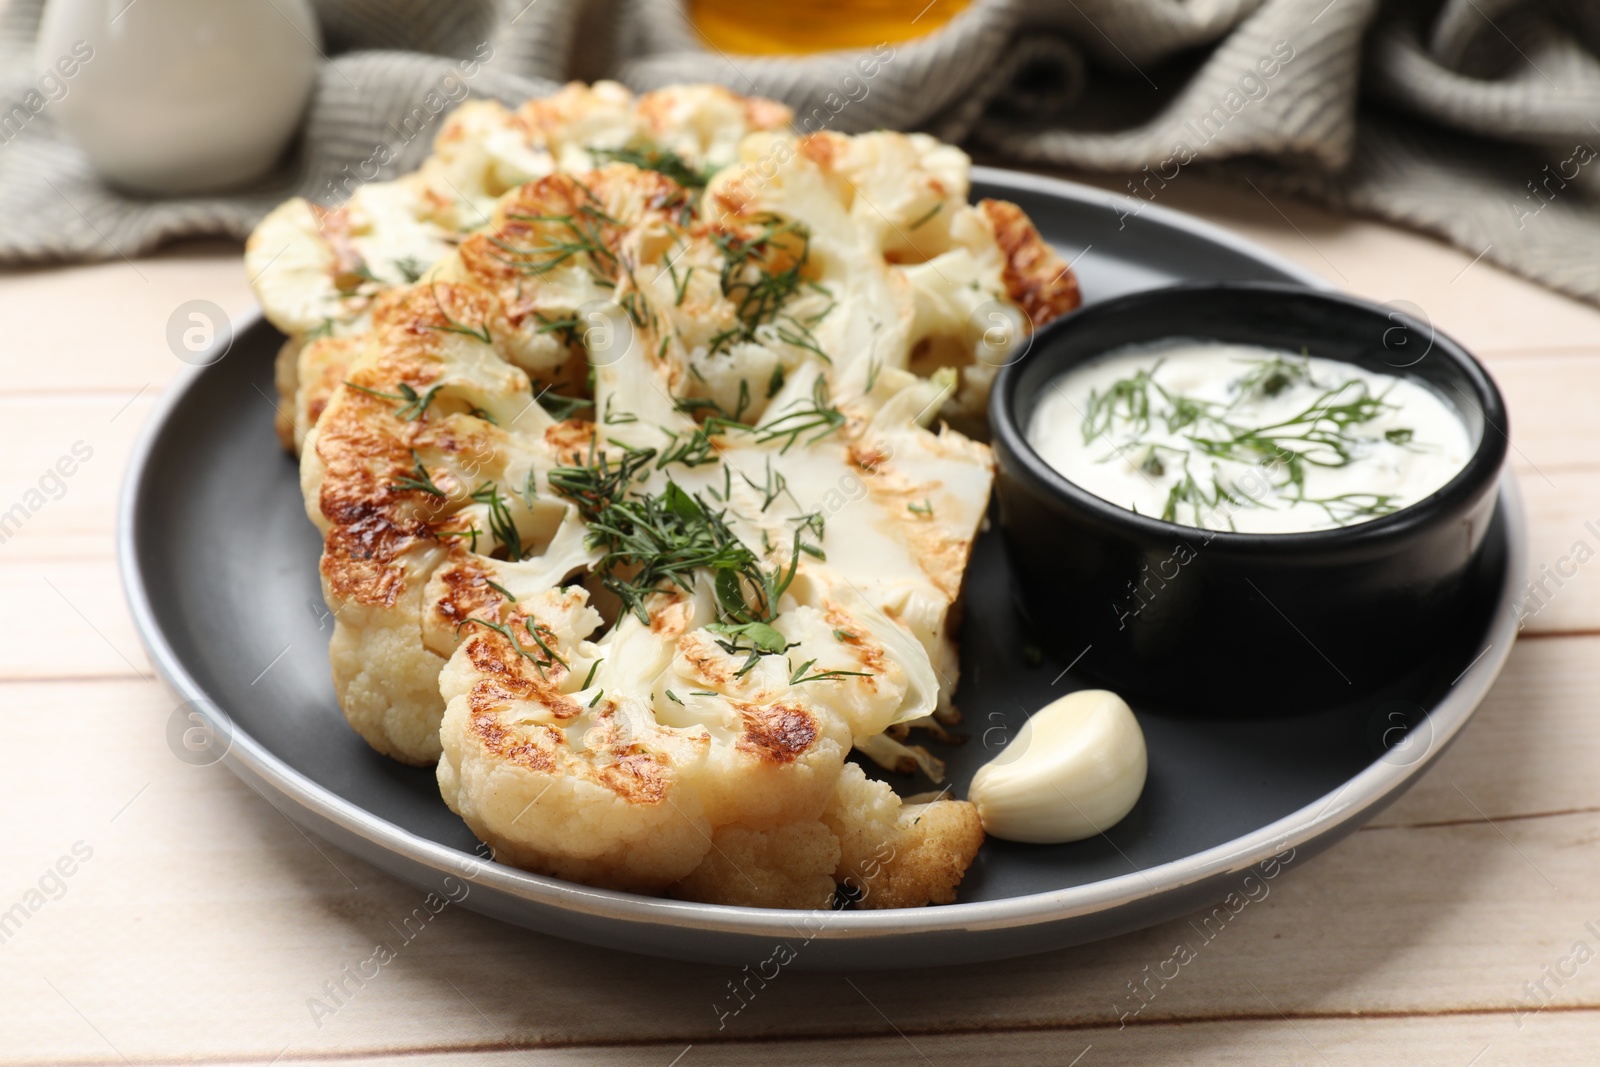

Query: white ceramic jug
36;0;321;195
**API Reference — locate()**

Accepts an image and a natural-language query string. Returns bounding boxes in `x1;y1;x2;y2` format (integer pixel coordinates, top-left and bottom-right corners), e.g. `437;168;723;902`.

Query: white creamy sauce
1027;340;1472;534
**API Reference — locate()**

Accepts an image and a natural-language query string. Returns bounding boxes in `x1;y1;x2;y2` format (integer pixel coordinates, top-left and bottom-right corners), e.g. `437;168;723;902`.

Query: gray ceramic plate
120;169;1526;969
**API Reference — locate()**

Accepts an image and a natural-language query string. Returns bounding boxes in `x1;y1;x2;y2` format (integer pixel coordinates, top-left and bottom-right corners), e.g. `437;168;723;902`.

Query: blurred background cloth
0;0;1596;305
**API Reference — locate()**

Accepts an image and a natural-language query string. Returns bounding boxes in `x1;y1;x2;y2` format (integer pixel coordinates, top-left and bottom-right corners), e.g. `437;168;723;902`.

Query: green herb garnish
755;376;846;453
535;385;594;421
456;616;566;678
394;452;447;498
470;482;525;562
590;144;713;191
788;659;872;684
907;202;943;231
345;380;443;422
1083;357;1414;530
423;283;492;344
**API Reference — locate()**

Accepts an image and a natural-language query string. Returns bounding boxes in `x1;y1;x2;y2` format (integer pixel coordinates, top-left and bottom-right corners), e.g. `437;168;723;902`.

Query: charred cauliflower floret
302;277;579;763
706;128;1080;435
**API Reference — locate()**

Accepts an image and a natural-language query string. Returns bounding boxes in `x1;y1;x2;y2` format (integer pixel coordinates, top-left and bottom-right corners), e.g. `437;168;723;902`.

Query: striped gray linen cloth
0;0;1595;305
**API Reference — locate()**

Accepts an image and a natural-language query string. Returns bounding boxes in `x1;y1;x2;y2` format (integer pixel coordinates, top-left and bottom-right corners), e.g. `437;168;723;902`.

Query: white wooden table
3;173;1597;1065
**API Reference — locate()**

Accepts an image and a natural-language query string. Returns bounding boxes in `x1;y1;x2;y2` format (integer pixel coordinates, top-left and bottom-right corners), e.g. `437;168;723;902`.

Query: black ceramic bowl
990;283;1508;712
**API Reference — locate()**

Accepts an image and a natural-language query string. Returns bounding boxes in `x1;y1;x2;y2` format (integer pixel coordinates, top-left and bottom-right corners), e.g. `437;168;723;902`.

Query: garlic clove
968;689;1148;844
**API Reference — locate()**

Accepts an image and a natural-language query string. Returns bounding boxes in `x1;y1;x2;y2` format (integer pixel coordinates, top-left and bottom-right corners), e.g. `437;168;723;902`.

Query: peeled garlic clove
968;689;1147;844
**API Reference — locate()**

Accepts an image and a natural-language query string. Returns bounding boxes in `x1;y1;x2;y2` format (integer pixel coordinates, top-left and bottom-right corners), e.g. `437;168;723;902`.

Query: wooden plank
1515;472;1600;635
0;558;152;679
0;240;253;396
241;1012;1600;1067
21;1013;1600;1067
2;650;1599;1061
1369;635;1600;827
1486;354;1600;479
0;394;157;564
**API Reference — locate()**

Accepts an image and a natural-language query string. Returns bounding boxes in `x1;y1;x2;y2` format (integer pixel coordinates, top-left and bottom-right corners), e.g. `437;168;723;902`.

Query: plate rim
117;167;1529;945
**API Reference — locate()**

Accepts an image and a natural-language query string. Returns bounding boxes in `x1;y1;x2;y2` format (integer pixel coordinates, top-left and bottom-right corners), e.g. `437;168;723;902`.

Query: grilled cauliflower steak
707;129;1080;436
247;82;794;451
303;160;1006;906
276;84;1084;910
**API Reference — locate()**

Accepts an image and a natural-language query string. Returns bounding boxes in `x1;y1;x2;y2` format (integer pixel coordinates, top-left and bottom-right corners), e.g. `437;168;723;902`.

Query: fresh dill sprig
590;144;713;191
671;394;755;438
1083;356;1415;529
546;455;826;674
674;395;724;418
456;615;566;677
424;283;492;344
755;375;846;453
709;216;824;358
493;204;618;278
1230;353;1310;401
775;321;831;363
907;202;943;231
588;480;770;629
436;524;481;552
1158;459;1244;529
1188;380;1396;474
345;380;443;422
794;509;826;559
470;482;525;562
393;257;427;283
601;396;638;425
546;444;657;519
618;289;653;330
739;456;794;512
532;311;582;349
788;659;872;685
394;451;447;498
1083;364;1160;445
520;615;568;669
1303;491;1401;525
535;383;594;421
657;427;719;469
